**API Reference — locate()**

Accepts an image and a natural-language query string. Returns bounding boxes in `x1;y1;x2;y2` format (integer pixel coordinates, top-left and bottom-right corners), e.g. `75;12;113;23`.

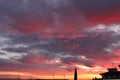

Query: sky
0;0;120;79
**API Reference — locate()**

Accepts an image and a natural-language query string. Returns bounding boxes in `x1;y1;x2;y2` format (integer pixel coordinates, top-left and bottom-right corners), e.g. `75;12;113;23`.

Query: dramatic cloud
0;0;120;79
0;0;120;34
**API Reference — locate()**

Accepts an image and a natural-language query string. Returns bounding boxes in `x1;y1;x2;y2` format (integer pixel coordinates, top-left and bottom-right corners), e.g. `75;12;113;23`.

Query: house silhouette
100;68;120;80
93;66;120;80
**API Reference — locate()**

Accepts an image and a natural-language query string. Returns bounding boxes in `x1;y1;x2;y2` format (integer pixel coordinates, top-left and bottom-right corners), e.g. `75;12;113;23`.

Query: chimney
118;65;120;69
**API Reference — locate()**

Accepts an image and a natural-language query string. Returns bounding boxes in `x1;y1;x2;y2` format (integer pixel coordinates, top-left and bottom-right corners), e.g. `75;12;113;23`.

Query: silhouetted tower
74;67;77;80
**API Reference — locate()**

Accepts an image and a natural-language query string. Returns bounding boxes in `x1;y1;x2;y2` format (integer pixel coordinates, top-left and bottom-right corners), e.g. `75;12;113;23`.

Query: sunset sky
0;0;120;80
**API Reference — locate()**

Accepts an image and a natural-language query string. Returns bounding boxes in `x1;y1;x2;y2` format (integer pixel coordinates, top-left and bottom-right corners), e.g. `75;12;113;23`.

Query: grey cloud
2;31;119;67
73;0;120;14
0;58;22;67
60;55;94;67
1;0;120;34
1;0;120;73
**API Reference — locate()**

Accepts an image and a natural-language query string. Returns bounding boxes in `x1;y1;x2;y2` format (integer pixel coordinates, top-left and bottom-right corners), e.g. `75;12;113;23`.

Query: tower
74;67;77;80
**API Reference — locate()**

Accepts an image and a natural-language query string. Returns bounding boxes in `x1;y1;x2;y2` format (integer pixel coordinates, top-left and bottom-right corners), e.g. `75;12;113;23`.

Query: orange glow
0;71;102;80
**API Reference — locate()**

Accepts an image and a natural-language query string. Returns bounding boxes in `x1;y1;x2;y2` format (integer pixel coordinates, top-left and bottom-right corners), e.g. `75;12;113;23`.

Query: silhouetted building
74;68;77;80
92;77;102;80
0;79;69;80
93;66;120;80
36;79;69;80
100;68;120;80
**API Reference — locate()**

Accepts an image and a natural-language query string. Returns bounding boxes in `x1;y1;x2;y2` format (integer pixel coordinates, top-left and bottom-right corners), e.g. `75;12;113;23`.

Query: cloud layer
0;0;120;79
